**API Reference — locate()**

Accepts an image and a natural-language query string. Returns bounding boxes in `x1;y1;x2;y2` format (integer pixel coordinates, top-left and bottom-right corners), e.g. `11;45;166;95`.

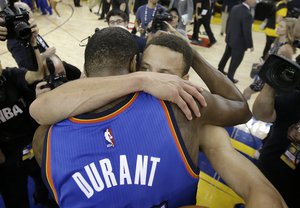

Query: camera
0;3;31;43
259;54;300;92
149;9;172;33
42;58;68;89
44;73;67;90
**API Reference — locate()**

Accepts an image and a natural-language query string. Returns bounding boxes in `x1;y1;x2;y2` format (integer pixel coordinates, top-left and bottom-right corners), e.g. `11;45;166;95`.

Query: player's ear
130;55;137;73
130;53;142;73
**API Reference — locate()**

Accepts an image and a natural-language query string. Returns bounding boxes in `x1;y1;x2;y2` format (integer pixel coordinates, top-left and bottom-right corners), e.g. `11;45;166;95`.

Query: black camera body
0;6;31;42
259;54;300;92
44;74;67;90
43;58;68;89
150;9;172;33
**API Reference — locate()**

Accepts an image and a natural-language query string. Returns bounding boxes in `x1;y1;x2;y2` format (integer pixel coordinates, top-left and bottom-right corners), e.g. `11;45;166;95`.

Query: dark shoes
230;78;239;84
191;39;202;45
89;8;92;12
75;5;82;7
219;70;227;75
209;40;217;47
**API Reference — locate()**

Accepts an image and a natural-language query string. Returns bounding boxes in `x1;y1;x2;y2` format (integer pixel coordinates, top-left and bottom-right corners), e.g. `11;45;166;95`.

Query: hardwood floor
1;0;297;108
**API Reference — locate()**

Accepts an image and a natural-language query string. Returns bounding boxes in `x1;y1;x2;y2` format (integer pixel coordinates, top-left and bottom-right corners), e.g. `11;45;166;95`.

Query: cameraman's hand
0;18;7;41
41;47;56;59
163;21;189;43
287;122;300;145
36;81;51;97
137;26;145;35
163;21;176;33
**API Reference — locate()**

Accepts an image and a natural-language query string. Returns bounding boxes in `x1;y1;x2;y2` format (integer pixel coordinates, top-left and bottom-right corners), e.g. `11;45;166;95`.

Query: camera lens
15;22;31;40
271;64;298;89
281;68;296;82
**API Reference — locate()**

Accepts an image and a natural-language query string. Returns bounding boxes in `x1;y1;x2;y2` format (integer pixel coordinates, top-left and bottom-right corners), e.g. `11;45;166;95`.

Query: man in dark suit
220;0;241;35
217;0;256;83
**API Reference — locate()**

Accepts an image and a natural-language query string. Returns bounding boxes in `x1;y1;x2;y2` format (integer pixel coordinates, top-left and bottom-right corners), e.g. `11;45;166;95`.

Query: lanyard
144;6;157;27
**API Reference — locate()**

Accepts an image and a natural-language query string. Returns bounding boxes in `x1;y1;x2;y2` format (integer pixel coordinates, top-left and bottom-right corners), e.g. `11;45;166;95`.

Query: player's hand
140;72;207;120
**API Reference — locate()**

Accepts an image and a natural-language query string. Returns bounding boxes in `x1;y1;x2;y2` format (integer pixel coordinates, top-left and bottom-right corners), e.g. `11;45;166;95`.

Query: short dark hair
145;34;193;75
84;27;138;77
106;9;129;23
169;7;181;23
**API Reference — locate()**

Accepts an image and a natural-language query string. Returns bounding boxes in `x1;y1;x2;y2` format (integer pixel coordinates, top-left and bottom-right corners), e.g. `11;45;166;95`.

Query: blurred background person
217;0;255;83
167;7;187;37
37;0;53;14
74;0;81;7
51;0;60;17
220;0;240;36
0;17;57;207
191;0;216;46
98;0;111;20
262;0;287;60
134;0;165;37
252;17;300;208
168;0;193;31
243;18;297;100
106;9;147;53
111;0;129;17
88;0;100;13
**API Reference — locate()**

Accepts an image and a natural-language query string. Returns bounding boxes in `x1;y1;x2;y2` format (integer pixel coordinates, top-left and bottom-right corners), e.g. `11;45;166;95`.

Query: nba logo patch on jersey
104;128;115;148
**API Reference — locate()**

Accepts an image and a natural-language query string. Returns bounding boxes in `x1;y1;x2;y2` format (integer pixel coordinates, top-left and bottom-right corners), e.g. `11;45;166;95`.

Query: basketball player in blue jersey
30;28;287;207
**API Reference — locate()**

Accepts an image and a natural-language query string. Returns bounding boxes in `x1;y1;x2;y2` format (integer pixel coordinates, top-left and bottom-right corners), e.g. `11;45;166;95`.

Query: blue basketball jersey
42;92;199;208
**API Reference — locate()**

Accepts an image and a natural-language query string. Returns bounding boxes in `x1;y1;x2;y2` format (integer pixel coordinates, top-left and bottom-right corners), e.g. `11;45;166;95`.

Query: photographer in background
2;0;52;70
167;7;187;37
252;17;300;208
35;54;68;97
168;0;193;31
105;9;147;53
0;16;57;207
2;0;81;81
243;17;297;100
134;0;165;37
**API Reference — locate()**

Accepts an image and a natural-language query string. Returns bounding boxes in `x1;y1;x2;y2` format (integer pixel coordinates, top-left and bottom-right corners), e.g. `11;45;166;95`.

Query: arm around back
199;125;287;208
191;49;251;126
30;72;206;125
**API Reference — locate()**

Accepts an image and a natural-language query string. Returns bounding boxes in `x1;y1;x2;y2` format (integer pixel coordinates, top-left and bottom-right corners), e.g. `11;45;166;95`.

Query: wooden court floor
1;0;297;108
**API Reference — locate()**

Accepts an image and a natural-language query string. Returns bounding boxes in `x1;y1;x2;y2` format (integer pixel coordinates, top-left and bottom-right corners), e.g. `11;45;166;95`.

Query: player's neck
93;96;128;113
